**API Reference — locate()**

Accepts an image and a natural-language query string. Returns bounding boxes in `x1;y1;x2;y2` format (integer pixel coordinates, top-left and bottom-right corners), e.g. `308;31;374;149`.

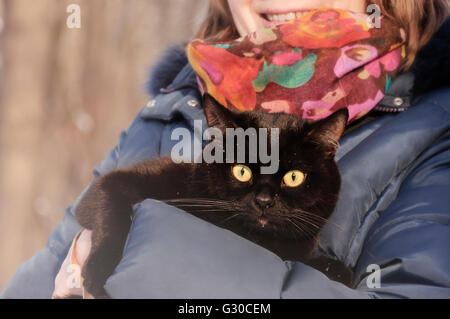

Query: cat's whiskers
222;213;242;223
286;219;305;239
299;211;345;232
288;214;323;230
288;218;316;240
286;224;300;240
181;208;238;215
164;199;236;209
164;198;241;209
161;198;251;222
164;199;343;240
295;214;321;235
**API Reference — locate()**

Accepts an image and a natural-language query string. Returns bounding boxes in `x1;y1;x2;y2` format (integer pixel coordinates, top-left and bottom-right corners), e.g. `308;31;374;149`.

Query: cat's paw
81;254;112;299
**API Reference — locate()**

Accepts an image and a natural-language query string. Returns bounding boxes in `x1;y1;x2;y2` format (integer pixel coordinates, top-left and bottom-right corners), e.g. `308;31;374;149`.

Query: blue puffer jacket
2;20;450;299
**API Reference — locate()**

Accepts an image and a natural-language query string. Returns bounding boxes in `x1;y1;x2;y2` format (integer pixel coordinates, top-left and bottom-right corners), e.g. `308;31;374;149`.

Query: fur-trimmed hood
147;18;450;101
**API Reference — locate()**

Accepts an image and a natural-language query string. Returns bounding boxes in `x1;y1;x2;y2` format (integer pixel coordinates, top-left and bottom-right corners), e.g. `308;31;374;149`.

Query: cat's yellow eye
232;165;252;183
283;170;306;188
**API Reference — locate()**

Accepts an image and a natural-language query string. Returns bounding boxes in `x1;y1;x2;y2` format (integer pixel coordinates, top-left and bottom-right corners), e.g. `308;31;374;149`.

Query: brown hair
194;0;449;69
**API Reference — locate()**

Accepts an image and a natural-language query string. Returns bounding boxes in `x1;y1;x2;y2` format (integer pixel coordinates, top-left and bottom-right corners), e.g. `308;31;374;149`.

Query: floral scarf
187;8;406;122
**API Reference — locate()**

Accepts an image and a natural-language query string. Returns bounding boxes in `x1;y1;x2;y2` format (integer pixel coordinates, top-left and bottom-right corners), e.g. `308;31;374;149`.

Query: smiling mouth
261;10;312;23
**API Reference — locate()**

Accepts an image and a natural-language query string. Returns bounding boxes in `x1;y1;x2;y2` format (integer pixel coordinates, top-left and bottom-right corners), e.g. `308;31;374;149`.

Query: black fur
146;45;188;96
74;95;350;298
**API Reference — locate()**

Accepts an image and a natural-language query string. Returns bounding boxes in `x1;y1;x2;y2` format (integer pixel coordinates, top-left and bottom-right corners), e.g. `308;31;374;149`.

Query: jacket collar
376;17;450;111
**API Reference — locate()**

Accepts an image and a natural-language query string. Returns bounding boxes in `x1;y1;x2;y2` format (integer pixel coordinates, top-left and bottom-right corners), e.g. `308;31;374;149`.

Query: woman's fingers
51;229;92;299
75;229;92;265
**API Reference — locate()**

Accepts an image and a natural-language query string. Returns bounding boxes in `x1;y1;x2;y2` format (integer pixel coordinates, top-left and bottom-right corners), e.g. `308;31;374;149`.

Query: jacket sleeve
285;128;450;299
100;199;371;299
0;111;153;299
350;129;450;299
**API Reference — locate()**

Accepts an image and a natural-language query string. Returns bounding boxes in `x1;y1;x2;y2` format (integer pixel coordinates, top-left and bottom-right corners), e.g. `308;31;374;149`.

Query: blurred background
0;0;205;290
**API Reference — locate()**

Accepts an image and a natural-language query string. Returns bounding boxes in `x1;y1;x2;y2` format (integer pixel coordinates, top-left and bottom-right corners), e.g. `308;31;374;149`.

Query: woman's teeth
265;11;310;22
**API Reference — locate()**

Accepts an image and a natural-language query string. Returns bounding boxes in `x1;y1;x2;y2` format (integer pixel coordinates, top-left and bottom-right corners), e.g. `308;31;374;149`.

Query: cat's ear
202;94;237;133
306;109;349;157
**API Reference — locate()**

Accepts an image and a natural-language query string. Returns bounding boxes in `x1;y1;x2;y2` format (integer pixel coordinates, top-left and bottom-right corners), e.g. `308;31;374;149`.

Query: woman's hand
51;229;92;299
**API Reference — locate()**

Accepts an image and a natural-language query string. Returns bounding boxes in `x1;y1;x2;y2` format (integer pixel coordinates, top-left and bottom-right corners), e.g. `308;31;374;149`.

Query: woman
2;0;449;298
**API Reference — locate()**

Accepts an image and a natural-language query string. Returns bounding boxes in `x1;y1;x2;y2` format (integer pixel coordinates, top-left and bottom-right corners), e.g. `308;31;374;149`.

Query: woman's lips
259;10;313;28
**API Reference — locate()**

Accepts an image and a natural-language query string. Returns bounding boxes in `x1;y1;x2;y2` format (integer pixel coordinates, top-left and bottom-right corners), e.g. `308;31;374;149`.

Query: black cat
74;95;351;298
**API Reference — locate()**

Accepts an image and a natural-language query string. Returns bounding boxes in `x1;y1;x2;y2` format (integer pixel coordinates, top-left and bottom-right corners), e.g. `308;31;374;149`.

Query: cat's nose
255;188;274;209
